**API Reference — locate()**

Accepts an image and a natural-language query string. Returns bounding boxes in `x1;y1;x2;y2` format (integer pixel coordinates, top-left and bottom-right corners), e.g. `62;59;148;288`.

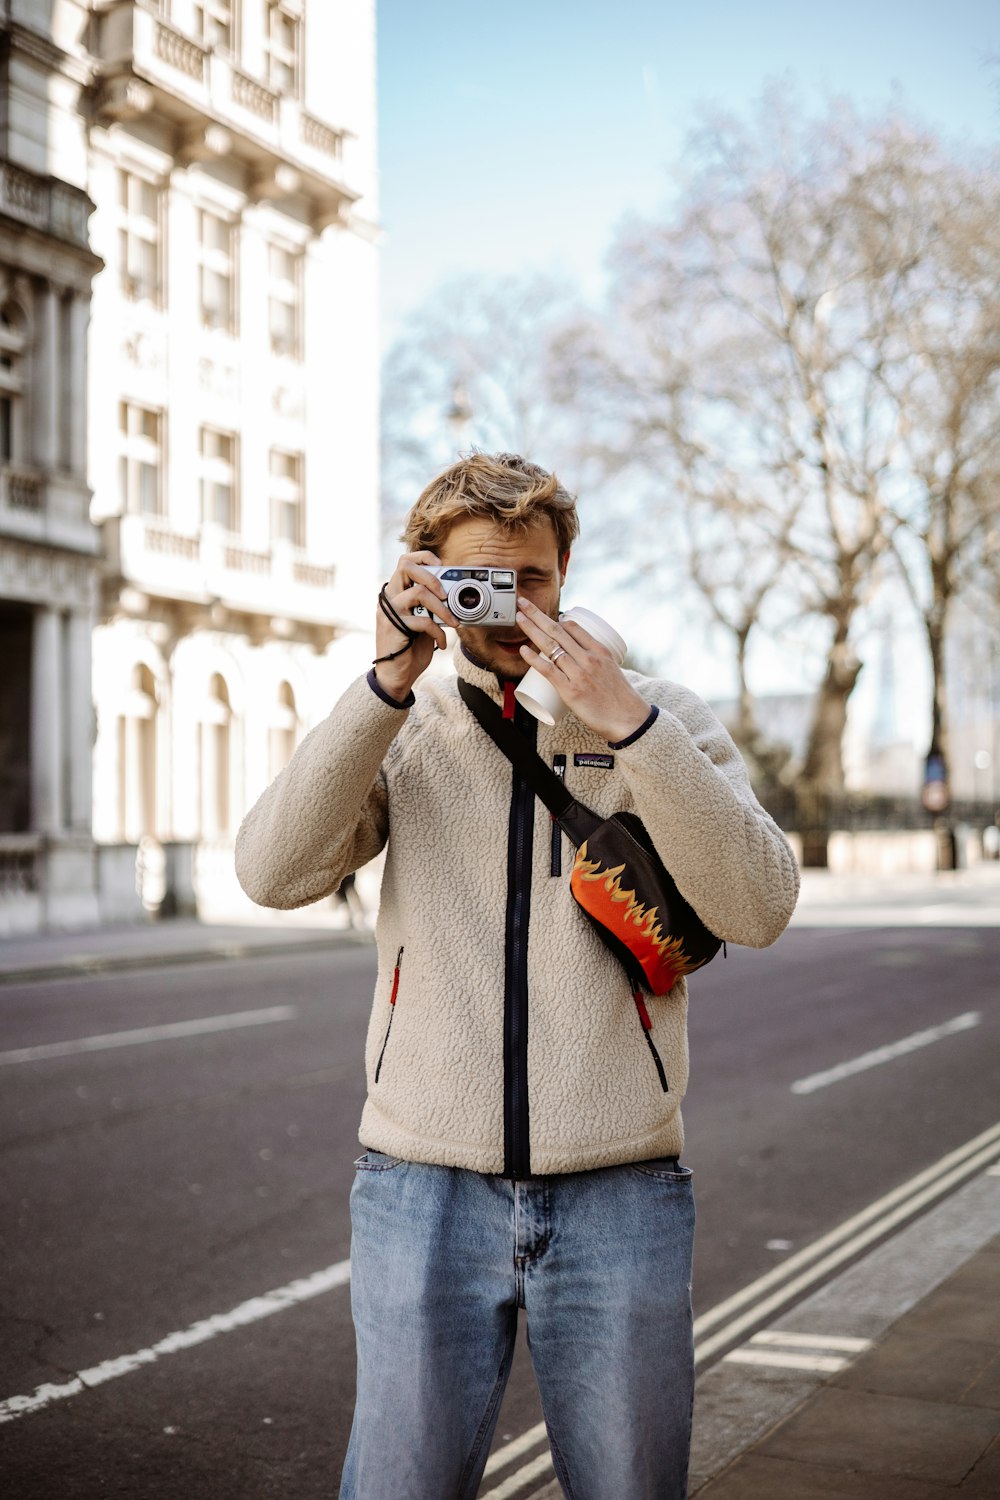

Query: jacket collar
453;641;515;704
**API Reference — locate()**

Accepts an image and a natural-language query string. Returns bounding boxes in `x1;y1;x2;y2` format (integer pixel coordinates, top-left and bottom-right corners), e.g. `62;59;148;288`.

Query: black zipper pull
633;987;669;1093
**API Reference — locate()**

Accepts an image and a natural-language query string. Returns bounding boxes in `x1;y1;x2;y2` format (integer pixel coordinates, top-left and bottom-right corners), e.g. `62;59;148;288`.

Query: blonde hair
402;452;579;557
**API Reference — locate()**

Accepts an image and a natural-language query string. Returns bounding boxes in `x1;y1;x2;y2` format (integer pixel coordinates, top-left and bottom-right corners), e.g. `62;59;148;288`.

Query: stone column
34;281;60;473
66;609;94;832
69;293;90;478
30;606;65;833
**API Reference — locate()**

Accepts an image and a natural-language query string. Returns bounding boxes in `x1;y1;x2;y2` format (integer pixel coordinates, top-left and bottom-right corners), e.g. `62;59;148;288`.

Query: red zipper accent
633;987;653;1031
375;946;404;1084
503;681;516;719
389;945;403;1005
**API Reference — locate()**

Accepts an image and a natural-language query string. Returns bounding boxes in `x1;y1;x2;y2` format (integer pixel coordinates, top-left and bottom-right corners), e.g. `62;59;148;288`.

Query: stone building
0;0;105;933
86;0;380;922
1;1;380;932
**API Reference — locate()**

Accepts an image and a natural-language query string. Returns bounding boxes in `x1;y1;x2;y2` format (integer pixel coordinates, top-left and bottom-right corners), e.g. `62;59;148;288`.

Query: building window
268;243;302;358
264;2;299;93
193;0;233;50
117;170;162;305
269;448;304;545
200;673;232;838
200;427;239;531
269;681;298;781
0;303;27;466
119;402;163;515
198;209;236;332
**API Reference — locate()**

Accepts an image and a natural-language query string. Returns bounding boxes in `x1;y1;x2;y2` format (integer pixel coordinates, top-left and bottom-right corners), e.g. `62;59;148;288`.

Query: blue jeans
338;1151;696;1500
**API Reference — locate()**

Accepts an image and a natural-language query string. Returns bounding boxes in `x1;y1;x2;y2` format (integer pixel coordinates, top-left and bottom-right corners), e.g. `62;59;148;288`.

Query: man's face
437;514;567;679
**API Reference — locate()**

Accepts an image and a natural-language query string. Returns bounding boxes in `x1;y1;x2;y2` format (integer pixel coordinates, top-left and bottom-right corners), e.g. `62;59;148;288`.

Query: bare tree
381;273;584;546
881;167;1000;779
554;91;998;855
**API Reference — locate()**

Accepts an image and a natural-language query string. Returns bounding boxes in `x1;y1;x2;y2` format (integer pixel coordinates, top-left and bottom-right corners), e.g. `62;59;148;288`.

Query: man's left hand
516;598;650;743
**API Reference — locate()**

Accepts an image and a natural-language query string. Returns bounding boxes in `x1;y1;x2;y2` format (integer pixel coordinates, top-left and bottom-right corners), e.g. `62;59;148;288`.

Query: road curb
0;931;373;986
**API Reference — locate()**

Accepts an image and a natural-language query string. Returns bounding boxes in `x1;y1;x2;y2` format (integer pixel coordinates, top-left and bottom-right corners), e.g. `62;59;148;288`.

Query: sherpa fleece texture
235;645;800;1174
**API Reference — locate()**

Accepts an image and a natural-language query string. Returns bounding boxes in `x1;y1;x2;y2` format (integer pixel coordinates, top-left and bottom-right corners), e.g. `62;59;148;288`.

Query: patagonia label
574;752;615;770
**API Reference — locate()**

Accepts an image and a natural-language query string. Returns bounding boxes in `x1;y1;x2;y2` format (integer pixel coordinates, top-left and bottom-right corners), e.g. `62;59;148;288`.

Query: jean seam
544;1421;578;1500
456;1304;518;1500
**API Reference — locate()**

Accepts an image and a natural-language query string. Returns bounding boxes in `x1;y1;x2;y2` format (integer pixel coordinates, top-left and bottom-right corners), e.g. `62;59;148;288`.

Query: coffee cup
514;607;627;725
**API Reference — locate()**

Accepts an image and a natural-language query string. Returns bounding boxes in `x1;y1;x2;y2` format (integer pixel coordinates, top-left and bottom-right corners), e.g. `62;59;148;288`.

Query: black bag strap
458;679;596;844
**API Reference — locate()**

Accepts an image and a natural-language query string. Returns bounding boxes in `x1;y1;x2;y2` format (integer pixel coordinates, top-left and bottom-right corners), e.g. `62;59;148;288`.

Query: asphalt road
0;925;998;1499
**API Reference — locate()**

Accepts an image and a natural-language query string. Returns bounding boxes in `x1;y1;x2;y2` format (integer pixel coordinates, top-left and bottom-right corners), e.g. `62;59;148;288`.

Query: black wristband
373;583;419;665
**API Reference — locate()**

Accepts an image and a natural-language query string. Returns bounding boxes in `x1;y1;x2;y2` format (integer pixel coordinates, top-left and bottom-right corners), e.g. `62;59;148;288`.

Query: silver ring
549;646;567;664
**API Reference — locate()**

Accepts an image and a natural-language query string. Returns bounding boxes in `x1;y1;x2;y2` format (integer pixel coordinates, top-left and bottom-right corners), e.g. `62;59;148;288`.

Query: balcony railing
105;514;339;624
91;3;361;222
0;837;40;897
0;163;94;252
231;68;279;125
153;18;206;83
2;469;44;513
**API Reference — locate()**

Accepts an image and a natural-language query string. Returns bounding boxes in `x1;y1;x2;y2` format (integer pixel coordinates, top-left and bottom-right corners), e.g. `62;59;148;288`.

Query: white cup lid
560;607;626;662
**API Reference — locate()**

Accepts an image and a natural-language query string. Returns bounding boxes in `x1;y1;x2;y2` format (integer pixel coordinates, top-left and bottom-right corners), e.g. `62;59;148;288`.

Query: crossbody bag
459;679;723;1001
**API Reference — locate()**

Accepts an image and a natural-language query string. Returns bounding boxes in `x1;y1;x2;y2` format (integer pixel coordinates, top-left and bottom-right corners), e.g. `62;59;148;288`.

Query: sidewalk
792;862;1000;927
687;1169;1000;1498
0;915;368;984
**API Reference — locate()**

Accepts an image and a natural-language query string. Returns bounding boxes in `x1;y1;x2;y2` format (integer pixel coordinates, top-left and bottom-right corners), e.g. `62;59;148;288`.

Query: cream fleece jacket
235;646;799;1175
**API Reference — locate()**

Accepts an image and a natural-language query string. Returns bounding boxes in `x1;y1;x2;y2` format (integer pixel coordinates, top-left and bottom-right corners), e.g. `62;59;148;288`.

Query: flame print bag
459;681;721;996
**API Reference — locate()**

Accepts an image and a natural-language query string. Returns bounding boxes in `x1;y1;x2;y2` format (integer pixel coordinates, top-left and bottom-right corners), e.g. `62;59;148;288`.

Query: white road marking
724;1348;850;1373
0;1006;298;1065
4;1113;999;1500
724;1329;873;1374
478;1127;1000;1498
0;1259;350;1423
479;1449;556;1498
790;1011;981;1095
482;1423;551;1478
693;1123;1000;1365
749;1330;872;1352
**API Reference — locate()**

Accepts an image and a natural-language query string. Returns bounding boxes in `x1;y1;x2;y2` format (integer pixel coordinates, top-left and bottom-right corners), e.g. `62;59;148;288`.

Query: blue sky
375;2;999;716
377;0;999;342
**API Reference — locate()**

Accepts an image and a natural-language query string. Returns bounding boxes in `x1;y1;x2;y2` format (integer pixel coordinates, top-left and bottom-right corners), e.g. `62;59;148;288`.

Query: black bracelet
373;584;419;665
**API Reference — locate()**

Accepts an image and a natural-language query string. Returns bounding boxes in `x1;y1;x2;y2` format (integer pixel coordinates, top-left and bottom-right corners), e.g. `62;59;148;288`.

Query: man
235;452;799;1500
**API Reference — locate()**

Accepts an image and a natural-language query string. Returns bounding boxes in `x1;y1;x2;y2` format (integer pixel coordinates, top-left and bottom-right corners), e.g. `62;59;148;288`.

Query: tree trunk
924;561;951;771
734;627;758;750
796;624;863;867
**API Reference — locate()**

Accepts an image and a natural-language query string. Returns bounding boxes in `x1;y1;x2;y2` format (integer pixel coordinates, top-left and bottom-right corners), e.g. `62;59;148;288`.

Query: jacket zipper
550;754;566;876
503;703;536;1178
632;986;669;1093
374;945;404;1083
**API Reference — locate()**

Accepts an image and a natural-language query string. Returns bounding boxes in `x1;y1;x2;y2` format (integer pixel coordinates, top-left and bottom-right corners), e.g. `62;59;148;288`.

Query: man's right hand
373;551;459;702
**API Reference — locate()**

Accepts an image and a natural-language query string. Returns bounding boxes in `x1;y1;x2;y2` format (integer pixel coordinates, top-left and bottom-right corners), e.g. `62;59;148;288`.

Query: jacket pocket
374;945;404;1084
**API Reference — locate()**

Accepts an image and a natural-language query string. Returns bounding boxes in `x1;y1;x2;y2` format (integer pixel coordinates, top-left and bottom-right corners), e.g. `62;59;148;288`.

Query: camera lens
450;582;487;621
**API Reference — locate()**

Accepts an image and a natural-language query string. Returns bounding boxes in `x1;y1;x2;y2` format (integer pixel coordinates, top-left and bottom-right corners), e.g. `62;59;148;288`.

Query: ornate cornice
0;537;100;611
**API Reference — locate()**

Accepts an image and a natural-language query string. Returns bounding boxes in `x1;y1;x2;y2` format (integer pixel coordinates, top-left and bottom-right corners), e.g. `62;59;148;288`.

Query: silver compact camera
413;566;517;626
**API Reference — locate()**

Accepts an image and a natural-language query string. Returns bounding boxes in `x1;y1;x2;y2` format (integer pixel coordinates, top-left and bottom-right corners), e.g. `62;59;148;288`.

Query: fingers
395;581;459;630
385;553;459;631
515;598;609;665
